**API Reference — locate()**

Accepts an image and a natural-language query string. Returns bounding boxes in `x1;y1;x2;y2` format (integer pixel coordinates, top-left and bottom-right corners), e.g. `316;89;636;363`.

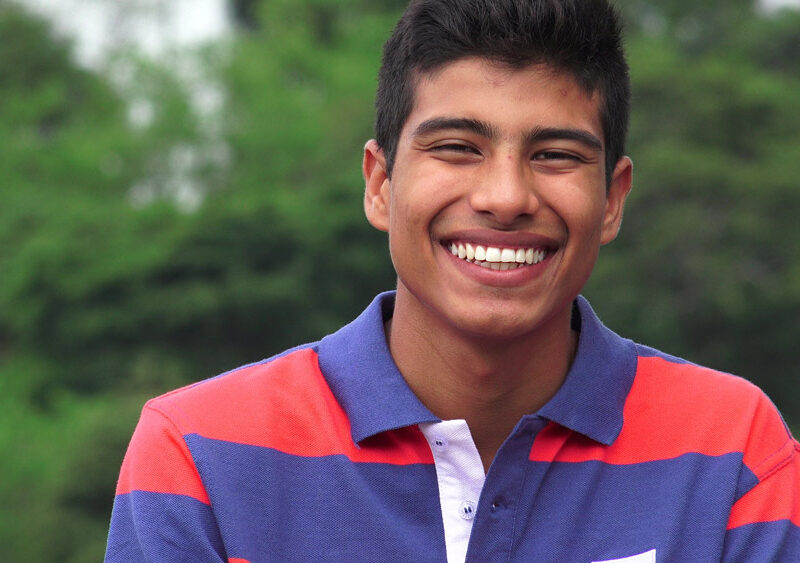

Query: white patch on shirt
419;420;486;563
593;548;657;563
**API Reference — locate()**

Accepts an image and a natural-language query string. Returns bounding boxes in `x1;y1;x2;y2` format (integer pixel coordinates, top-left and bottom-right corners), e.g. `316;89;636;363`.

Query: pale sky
19;0;229;67
763;0;800;8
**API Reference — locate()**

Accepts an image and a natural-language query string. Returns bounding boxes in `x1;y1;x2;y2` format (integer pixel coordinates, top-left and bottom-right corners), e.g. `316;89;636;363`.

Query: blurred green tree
0;3;206;560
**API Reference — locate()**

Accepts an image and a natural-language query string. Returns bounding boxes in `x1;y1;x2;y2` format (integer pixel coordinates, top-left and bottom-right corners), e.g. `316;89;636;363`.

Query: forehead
404;58;603;141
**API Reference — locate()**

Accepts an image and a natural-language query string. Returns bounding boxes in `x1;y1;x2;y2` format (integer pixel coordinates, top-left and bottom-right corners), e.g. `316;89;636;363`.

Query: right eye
427;143;484;165
431;143;479;154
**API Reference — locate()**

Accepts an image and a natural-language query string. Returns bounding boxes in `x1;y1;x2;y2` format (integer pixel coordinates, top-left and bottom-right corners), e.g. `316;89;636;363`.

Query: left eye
533;151;581;161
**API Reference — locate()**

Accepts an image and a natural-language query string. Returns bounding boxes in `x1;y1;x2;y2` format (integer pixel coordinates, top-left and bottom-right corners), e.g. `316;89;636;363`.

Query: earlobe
600;156;633;245
363;139;390;233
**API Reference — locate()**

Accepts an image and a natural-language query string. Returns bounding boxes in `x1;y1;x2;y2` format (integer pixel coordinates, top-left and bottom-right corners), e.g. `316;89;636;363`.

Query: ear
600;156;633;245
363;139;391;232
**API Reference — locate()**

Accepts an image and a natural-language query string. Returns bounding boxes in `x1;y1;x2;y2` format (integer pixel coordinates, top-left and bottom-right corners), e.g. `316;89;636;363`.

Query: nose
468;156;539;225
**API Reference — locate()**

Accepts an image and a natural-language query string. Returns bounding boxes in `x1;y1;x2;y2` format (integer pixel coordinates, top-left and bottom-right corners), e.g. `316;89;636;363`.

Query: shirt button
432;436;448;449
459;501;477;520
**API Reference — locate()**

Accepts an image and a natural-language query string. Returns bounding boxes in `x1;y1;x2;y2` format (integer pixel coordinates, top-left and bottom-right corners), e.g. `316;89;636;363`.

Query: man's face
363;58;632;341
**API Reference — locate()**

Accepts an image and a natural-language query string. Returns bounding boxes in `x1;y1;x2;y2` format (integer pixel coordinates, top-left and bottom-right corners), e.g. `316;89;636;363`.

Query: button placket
467;417;548;562
419;420;486;563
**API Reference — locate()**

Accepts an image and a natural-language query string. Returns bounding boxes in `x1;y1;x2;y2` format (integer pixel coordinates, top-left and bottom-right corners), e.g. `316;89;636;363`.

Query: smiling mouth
446;241;550;271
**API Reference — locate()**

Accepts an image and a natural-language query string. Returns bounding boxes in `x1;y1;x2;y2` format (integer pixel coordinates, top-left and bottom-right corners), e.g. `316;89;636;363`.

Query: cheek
387;197;422;261
546;183;607;235
391;171;461;228
388;197;417;238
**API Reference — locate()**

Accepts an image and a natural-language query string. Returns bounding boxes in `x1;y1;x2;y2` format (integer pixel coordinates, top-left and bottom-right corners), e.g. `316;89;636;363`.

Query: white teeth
465;243;475;261
485;247;502;262
449;241;548;268
526;249;534;264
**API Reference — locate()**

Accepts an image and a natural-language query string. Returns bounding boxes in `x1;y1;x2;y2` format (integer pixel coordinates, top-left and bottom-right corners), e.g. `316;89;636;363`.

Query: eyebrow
524;127;603;152
411;117;603;152
411;117;499;140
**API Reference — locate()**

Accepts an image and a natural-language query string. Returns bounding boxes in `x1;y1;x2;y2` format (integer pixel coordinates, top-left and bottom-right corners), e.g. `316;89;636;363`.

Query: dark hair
375;0;630;186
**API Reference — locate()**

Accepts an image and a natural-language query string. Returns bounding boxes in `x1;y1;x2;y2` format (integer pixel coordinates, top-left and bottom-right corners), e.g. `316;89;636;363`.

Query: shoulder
632;343;764;407
626;344;795;477
143;342;329;434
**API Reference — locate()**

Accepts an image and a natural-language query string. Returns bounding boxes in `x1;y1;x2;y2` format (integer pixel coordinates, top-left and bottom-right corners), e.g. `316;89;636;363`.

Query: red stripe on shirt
115;404;211;503
145;348;434;466
530;356;789;469
727;442;800;529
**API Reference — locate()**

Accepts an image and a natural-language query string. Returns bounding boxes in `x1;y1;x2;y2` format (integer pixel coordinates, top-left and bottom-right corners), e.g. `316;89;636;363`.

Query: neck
387;287;578;471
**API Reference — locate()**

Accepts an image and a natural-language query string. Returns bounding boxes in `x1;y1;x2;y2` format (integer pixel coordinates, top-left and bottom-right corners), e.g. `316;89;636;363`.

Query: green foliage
0;3;210;560
1;0;798;561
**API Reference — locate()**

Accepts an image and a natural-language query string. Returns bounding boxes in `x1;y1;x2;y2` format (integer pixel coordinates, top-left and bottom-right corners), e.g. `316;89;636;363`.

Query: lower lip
441;245;553;288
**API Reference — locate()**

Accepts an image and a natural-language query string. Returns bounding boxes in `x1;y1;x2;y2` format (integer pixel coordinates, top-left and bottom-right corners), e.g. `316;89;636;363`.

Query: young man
106;1;799;561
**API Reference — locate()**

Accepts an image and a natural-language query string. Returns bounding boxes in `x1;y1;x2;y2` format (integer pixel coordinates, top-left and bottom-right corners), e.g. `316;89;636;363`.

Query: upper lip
441;229;560;249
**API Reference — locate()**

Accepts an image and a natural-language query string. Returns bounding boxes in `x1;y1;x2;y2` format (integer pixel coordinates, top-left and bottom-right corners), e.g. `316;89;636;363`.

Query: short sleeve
105;403;227;562
722;392;800;561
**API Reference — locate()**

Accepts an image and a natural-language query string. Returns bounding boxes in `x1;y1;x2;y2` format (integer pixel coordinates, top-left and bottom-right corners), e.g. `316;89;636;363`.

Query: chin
447;310;547;342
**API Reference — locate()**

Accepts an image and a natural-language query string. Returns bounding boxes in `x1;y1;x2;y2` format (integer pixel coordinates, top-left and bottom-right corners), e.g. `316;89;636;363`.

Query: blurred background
1;0;798;560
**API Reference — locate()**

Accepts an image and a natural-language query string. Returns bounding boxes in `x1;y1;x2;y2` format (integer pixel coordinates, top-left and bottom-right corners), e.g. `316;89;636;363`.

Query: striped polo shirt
106;292;799;562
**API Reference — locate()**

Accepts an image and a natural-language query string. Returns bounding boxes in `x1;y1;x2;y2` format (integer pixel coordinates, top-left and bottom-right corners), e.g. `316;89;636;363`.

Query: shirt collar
317;292;637;446
537;295;638;445
317;292;438;444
